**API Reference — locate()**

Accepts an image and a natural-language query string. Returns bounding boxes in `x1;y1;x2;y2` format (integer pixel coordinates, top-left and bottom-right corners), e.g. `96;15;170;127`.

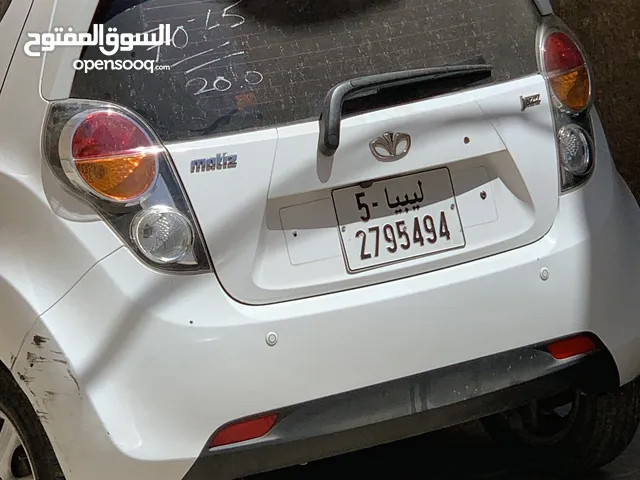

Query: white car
1;0;640;478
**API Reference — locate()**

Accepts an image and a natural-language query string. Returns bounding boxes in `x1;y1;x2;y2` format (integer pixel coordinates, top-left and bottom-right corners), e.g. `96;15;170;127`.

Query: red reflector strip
547;335;596;360
210;414;278;448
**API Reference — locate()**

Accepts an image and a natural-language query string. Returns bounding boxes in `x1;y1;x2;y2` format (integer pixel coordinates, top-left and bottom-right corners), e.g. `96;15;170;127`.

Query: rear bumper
12;110;640;480
184;345;615;479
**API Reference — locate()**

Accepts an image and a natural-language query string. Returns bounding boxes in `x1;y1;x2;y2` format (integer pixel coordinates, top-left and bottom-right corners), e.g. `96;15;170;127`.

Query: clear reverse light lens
557;124;592;176
131;206;194;264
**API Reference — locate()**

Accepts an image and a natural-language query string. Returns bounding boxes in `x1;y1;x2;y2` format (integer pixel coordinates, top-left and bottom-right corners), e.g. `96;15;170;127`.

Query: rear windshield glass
70;0;541;142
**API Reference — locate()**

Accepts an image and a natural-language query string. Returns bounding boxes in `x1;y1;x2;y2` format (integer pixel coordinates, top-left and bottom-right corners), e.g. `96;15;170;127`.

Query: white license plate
332;168;465;272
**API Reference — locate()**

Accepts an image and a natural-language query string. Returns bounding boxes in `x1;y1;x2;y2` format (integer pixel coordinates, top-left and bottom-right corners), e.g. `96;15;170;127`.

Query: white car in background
1;0;640;479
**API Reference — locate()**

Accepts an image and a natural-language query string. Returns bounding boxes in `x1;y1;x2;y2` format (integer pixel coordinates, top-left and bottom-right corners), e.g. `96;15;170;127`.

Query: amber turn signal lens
543;32;591;113
74;151;157;202
548;66;590;113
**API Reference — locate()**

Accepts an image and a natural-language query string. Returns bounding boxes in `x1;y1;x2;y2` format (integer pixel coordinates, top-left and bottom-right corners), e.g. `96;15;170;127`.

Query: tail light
537;16;595;192
43;100;211;273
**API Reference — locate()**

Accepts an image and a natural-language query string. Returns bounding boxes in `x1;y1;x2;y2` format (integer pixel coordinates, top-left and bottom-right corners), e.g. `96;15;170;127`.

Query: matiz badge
190;153;237;173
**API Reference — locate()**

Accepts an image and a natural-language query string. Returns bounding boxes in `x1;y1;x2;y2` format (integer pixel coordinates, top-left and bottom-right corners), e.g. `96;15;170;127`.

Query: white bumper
13;112;640;480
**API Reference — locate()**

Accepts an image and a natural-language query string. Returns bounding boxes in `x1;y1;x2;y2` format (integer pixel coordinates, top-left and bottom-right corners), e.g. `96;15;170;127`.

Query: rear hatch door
68;0;558;305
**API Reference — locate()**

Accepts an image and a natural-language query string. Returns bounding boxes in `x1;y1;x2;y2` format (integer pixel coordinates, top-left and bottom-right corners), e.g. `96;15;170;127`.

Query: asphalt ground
250;3;640;479
252;421;640;479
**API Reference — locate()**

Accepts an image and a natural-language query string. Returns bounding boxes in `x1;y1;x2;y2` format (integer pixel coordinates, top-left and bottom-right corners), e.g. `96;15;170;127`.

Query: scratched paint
15;335;79;426
32;334;49;347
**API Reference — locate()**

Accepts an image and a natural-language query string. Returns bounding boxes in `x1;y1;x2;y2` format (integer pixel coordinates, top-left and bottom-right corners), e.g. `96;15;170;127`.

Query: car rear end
7;0;640;479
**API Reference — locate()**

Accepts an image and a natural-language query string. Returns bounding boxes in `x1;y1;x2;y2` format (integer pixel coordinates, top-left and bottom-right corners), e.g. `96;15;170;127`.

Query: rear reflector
210;414;278;448
546;335;596;360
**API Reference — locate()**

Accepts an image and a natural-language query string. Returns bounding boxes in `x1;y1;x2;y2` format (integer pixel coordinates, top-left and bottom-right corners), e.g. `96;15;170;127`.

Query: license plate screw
480;191;487;200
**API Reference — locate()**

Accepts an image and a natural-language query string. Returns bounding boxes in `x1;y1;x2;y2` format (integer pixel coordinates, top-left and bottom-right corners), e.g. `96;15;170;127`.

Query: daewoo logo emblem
369;132;411;162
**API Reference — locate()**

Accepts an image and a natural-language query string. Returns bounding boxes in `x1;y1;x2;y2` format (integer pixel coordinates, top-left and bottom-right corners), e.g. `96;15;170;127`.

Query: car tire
481;378;640;476
0;362;65;479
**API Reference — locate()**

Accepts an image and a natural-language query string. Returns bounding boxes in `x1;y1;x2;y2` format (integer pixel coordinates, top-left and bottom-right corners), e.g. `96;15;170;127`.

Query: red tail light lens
543;32;585;73
210;414;278;448
541;31;591;113
60;110;159;203
71;111;152;159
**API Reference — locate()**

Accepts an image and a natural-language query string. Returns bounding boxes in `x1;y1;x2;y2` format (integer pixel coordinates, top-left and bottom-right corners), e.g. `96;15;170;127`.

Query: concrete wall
553;1;640;197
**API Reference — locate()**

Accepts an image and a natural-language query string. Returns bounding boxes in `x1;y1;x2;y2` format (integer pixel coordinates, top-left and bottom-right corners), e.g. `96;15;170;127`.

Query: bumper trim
183;337;616;479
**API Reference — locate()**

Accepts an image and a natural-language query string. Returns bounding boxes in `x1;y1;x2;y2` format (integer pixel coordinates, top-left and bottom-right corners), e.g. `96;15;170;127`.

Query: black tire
0;362;65;479
481;378;640;477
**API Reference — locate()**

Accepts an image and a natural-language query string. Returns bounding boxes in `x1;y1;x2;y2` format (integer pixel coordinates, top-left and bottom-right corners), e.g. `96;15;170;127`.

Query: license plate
332;168;465;272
